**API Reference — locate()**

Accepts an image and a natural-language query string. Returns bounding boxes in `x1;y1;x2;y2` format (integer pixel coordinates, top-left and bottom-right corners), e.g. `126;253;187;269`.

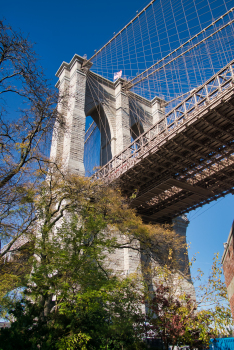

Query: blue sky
2;0;234;284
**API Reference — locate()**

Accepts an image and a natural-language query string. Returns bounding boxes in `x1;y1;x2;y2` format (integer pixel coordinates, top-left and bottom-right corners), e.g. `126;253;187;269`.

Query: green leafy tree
0;172;184;349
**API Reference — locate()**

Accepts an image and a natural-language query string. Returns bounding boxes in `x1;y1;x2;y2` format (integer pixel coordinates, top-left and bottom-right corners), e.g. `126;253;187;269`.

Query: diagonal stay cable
124;7;234;90
83;0;157;67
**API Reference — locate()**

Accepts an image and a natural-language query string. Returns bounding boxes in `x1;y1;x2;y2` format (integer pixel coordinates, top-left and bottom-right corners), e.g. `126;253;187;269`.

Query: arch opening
130;122;144;141
130;122;144;152
84;105;113;176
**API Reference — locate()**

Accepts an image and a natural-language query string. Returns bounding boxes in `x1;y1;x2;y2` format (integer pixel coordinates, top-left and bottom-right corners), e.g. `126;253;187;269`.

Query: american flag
114;70;122;81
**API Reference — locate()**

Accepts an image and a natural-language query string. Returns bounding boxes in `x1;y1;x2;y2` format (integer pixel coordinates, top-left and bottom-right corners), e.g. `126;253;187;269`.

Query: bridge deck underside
115;91;234;223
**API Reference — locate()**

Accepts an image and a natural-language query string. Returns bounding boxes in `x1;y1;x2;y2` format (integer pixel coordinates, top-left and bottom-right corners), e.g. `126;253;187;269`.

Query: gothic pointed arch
85;103;115;168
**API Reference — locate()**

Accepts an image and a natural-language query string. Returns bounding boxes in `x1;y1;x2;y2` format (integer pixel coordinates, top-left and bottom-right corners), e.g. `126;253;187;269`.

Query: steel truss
94;59;234;222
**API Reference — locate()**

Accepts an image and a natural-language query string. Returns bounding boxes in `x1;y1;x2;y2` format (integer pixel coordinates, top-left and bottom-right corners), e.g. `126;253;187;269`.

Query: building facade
222;221;234;319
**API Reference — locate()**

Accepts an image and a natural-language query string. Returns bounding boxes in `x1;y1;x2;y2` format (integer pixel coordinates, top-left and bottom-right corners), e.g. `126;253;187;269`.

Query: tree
144;253;232;349
0;171;185;349
0;19;66;257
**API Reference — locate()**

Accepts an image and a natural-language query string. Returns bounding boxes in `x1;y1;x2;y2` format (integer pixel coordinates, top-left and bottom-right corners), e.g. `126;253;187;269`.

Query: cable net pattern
84;0;234;172
91;0;234;101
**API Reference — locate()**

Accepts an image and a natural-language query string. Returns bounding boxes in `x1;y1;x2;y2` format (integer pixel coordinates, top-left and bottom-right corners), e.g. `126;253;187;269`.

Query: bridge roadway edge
95;61;234;226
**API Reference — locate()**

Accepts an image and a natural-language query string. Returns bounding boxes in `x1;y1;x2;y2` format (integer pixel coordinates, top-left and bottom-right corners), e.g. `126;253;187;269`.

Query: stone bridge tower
50;54;194;297
50;54;164;175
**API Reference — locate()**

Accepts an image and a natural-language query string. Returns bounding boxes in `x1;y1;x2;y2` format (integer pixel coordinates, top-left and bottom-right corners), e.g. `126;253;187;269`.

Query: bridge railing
94;59;234;182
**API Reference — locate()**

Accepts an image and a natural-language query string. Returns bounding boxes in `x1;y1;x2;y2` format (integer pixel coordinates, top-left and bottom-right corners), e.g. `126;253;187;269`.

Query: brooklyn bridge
94;59;234;223
51;0;234;224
